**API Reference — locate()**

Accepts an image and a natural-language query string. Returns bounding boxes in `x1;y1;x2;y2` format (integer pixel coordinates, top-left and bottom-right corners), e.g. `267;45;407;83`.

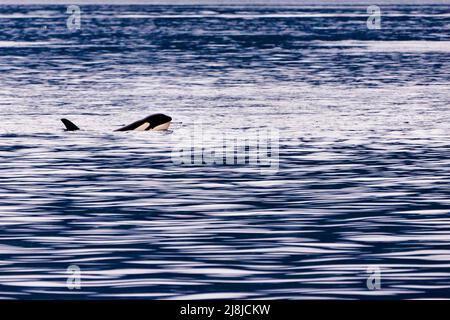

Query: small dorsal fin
61;118;80;131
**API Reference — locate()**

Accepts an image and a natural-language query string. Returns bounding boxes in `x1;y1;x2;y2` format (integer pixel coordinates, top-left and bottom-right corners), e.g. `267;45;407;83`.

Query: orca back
115;113;172;131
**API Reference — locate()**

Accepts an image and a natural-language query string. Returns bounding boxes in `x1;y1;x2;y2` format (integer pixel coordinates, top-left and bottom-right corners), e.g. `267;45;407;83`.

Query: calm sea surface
0;4;449;299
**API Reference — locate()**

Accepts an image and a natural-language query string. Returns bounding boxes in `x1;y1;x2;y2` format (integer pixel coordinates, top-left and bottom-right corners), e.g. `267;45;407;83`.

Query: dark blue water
0;4;449;299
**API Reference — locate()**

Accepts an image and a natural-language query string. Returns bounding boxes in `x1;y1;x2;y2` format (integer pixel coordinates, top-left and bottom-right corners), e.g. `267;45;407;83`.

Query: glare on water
0;4;449;299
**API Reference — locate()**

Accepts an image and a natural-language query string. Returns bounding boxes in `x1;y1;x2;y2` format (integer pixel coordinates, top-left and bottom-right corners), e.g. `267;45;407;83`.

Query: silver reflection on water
0;3;449;299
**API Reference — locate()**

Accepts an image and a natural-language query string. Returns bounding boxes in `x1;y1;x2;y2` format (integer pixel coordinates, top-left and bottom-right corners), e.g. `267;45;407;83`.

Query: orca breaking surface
61;113;172;132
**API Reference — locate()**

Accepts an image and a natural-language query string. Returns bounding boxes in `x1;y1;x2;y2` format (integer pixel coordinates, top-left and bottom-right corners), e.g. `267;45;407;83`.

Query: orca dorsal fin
61;118;80;131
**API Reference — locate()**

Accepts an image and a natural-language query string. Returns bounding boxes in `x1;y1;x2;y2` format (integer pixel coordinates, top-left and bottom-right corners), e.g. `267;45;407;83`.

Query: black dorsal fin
61;118;80;131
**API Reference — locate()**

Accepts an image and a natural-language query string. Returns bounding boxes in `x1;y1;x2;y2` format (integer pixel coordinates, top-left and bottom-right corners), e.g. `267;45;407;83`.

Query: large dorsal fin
61;118;80;131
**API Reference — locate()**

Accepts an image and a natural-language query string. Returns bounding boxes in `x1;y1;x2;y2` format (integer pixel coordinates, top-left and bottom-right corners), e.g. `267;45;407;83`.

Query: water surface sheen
0;4;450;299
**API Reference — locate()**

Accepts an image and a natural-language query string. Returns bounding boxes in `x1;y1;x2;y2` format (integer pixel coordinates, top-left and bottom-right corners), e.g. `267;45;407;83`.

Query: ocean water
0;4;449;299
